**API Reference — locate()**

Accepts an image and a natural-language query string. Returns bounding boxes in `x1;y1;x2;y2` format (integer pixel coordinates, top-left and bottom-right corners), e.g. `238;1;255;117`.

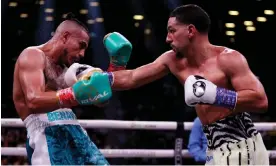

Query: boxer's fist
64;63;103;87
72;72;112;105
103;32;132;71
184;75;237;110
184;75;217;107
63;63;113;107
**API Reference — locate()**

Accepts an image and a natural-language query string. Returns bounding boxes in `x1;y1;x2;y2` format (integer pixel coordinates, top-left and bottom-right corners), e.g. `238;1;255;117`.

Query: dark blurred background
1;0;276;165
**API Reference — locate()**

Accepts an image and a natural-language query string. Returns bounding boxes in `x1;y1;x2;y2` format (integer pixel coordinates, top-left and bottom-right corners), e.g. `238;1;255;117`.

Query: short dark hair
170;4;211;33
64;12;89;33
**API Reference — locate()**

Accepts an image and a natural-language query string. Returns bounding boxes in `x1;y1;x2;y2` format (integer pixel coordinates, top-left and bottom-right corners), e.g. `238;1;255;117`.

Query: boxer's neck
183;35;213;67
40;40;63;67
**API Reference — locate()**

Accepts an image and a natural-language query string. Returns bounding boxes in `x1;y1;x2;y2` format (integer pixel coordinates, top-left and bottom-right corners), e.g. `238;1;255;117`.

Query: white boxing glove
64;63;103;87
184;75;237;110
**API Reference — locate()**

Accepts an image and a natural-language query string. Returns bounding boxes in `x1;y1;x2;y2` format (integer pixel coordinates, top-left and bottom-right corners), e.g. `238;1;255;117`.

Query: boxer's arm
18;49;61;113
111;52;170;90
220;51;268;113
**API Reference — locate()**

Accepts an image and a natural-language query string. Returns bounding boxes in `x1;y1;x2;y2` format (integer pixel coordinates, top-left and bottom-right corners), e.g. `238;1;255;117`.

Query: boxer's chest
170;57;233;125
44;58;68;91
172;59;229;88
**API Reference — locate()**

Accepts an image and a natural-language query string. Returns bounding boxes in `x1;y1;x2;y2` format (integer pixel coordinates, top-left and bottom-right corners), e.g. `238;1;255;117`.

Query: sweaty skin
13;20;89;120
112;47;267;125
13;48;63;120
111;15;267;125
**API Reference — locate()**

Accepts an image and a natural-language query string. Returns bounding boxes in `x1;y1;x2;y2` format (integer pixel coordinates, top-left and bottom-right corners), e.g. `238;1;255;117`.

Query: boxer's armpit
18;49;62;113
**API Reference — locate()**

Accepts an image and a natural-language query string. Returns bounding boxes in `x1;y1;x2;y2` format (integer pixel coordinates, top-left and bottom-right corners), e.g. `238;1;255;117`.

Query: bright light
96;18;104;22
45;16;54;21
264;10;274;15
225;23;235;28
87;19;95;24
257;17;267;22
244;21;253;26
79;9;88;14
228;10;239;16
90;2;99;6
45;8;54;13
9;2;17;7
226;31;235;36
20;13;28;18
133;15;144;20
246;26;256;31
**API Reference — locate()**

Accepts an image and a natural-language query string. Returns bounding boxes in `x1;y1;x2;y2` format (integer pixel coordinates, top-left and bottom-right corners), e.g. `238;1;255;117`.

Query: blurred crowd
2;80;276;165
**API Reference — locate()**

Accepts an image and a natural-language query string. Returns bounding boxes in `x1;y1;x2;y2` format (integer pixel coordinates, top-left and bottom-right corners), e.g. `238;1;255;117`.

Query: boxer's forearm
112;69;167;91
26;91;62;113
234;90;268;113
112;63;169;90
112;70;144;90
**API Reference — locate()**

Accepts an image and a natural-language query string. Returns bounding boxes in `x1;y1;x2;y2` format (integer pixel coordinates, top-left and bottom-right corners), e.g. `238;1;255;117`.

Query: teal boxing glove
103;32;132;71
57;71;112;106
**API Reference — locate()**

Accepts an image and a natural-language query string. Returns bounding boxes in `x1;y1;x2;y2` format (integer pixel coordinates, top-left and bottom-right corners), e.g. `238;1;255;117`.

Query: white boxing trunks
24;109;109;165
205;133;269;165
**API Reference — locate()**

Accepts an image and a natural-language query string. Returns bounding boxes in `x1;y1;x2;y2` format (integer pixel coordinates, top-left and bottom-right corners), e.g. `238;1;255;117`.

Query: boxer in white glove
64;63;115;107
185;75;237;110
64;63;113;87
107;5;269;165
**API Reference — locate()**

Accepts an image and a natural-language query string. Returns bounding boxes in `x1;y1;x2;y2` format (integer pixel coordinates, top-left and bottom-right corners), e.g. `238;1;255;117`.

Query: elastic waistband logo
47;111;76;122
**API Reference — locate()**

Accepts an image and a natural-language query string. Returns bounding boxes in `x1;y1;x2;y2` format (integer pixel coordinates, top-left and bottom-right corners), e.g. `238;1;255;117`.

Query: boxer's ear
187;24;196;39
62;31;70;44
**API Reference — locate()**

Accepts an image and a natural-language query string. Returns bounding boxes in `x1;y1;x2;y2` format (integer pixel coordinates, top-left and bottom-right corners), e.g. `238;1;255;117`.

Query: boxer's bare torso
165;46;233;125
113;45;250;125
13;46;68;120
161;45;258;149
112;44;260;149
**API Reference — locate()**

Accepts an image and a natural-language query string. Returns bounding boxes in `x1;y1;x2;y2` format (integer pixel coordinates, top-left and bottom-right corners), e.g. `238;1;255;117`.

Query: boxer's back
13;47;68;120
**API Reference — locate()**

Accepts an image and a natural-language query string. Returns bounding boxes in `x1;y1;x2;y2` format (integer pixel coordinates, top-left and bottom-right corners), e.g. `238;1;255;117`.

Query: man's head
166;4;211;53
52;13;90;67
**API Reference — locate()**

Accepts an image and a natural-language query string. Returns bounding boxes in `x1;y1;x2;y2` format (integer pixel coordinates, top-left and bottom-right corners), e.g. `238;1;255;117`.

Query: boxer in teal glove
105;5;269;165
66;32;133;88
104;32;132;71
63;32;133;108
13;14;110;165
58;70;112;106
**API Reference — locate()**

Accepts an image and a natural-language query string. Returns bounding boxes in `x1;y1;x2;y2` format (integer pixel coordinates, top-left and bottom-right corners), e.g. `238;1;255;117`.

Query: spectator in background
188;117;207;164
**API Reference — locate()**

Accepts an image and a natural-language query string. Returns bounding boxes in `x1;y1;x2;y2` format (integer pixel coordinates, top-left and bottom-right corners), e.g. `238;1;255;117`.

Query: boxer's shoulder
159;50;176;63
21;46;44;56
18;47;46;68
217;47;243;59
151;50;174;67
216;47;247;71
163;50;175;56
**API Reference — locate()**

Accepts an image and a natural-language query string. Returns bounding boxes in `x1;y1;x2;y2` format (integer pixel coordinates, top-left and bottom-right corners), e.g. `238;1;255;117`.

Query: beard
176;51;184;58
60;49;69;67
172;45;184;59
